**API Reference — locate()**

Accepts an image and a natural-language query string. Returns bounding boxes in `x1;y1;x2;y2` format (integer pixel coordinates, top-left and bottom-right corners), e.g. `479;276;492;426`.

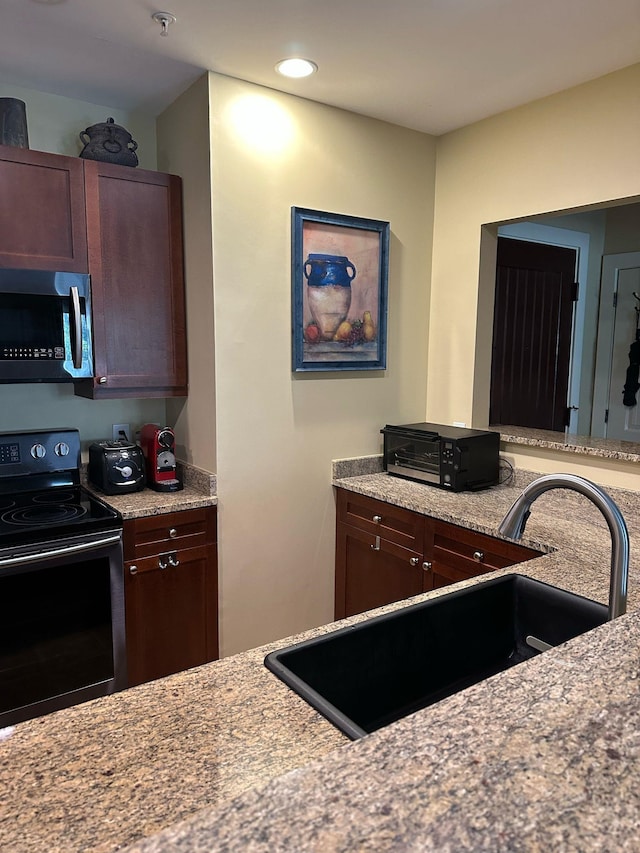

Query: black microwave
0;268;93;382
381;422;500;492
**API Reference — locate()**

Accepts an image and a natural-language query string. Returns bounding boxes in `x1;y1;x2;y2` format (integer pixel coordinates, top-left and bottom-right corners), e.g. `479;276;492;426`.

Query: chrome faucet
498;473;630;620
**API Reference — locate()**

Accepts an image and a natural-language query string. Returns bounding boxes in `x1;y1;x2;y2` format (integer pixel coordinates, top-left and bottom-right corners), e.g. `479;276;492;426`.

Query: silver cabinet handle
473;550;485;562
370;535;381;551
158;556;168;569
129;565;138;575
422;561;432;572
409;556;419;566
168;554;180;567
372;515;382;523
98;376;107;384
169;528;178;538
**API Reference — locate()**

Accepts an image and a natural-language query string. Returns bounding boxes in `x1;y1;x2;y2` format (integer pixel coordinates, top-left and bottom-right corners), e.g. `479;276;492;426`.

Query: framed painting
291;207;390;372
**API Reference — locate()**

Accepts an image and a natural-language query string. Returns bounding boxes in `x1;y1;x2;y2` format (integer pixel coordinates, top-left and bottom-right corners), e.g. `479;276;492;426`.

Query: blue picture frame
292;207;389;372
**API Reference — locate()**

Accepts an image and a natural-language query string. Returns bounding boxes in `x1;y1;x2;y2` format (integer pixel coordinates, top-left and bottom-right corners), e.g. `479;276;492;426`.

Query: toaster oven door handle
69;286;83;369
0;533;122;570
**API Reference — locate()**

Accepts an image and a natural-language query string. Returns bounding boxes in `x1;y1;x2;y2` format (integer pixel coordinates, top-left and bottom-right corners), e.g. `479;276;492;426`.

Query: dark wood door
0;146;88;271
335;522;424;619
490;237;577;431
75;160;187;399
124;542;218;687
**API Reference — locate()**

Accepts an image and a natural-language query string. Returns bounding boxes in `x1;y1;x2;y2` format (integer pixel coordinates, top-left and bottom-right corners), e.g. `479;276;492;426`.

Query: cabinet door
425;517;542;590
125;543;218;687
75;161;187;399
335;522;424;619
0;146;88;271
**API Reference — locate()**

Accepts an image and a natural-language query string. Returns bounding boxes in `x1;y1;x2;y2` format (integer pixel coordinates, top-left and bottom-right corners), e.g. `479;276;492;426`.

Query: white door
593;253;640;441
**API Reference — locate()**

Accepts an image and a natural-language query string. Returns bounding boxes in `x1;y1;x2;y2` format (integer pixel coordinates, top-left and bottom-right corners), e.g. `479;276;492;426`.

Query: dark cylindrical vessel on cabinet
0;98;29;148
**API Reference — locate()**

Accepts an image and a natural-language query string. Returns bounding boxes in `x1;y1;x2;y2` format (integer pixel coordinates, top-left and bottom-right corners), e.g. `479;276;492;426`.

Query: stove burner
1;503;88;527
32;491;76;505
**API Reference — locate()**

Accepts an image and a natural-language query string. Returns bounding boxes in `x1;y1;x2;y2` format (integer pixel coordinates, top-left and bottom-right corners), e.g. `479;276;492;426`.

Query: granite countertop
3;466;640;852
82;460;217;519
495;424;640;463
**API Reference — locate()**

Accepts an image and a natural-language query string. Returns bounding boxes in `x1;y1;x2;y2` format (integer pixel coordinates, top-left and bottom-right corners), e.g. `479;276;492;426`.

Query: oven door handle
0;533;122;569
69;285;83;369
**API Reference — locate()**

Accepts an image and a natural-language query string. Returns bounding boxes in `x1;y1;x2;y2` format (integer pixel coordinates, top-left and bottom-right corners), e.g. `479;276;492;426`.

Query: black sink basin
265;574;608;739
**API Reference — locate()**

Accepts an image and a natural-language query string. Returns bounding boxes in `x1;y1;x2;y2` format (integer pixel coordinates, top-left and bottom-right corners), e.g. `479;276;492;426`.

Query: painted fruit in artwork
363;310;376;341
334;321;352;342
304;322;321;343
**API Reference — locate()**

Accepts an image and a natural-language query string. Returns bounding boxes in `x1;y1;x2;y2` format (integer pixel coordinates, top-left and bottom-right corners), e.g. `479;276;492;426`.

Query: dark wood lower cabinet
124;506;218;687
335;488;542;619
336;522;424;620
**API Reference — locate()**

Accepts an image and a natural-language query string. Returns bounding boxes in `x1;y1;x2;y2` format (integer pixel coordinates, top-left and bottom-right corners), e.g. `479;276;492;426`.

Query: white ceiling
4;0;640;135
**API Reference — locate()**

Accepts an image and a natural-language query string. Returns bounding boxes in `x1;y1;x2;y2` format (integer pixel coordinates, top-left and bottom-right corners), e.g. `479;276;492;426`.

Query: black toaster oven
381;423;500;492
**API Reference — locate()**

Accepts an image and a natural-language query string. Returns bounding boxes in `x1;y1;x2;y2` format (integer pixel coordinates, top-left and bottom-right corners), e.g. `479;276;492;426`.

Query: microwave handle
69;286;83;369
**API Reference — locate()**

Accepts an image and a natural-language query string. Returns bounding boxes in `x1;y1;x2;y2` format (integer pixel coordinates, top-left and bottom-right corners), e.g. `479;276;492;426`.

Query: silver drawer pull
409;557;419;566
373;515;382;523
158;556;168;569
129;564;138;575
473;550;485;562
370;535;381;551
168;554;180;567
169;528;178;538
422;561;432;572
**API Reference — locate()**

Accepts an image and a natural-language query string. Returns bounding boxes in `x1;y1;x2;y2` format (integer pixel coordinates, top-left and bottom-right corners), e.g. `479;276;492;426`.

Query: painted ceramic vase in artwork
304;253;356;340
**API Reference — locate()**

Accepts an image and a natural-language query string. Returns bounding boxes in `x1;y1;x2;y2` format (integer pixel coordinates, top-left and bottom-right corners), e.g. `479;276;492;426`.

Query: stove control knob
30;443;46;459
54;442;70;457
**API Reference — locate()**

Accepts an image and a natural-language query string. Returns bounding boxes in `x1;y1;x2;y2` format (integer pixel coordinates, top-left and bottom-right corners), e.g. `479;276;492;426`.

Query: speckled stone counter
496;424;640;463
3;466;640;852
126;609;640;853
83;460;217;519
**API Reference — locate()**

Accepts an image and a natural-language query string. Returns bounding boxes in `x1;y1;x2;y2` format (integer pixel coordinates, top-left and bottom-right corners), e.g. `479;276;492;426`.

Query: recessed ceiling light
275;58;318;79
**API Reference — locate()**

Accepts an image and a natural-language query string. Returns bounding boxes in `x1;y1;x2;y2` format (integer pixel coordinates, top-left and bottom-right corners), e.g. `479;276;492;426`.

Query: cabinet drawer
125;543;210;576
123;506;216;560
336;489;424;552
429;518;542;573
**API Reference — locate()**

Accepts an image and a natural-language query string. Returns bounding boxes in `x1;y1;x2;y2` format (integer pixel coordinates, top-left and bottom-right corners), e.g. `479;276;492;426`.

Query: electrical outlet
112;423;130;442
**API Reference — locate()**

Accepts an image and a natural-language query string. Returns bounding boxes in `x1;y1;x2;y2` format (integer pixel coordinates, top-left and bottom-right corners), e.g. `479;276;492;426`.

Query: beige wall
206;73;436;655
0;81;165;451
157;75;216;471
428;64;640;487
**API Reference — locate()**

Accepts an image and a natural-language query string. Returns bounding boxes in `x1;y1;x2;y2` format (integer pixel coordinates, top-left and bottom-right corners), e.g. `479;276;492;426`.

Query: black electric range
0;428;121;549
0;428;126;727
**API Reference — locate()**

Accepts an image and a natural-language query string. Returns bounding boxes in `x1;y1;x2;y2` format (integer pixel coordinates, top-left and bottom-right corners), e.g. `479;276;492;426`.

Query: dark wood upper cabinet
0;145;88;272
75;161;188;399
0;146;188;399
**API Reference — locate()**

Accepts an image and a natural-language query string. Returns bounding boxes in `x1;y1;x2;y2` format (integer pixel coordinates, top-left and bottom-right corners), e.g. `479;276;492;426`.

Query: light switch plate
112;423;130;442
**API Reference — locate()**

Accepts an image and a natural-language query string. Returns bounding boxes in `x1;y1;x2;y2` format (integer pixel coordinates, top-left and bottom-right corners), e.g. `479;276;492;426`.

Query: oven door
384;429;442;485
0;529;125;727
